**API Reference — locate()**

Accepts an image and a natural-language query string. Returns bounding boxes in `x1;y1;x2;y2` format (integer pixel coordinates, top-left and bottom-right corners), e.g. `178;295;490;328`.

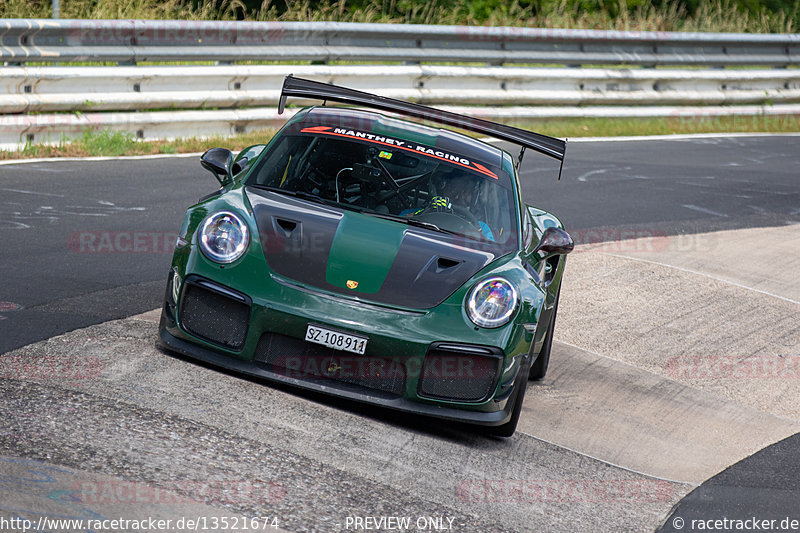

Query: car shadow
158;343;518;447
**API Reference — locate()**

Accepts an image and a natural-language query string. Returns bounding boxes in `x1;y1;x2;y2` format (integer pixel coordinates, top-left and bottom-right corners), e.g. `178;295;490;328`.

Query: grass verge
2;114;798;161
507;114;800;138
0;129;278;160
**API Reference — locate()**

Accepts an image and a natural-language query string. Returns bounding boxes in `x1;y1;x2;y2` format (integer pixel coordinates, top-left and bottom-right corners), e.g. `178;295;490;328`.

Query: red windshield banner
300;126;499;180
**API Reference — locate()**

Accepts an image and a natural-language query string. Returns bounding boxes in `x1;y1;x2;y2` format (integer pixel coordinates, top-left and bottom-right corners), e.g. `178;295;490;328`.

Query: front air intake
179;278;251;350
418;343;503;403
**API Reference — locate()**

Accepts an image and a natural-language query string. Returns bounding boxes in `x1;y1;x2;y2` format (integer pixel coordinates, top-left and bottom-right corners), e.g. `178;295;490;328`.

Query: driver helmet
436;167;480;210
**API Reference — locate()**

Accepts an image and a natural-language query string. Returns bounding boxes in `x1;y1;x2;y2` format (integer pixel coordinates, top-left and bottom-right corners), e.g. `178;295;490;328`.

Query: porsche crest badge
346;280;359;289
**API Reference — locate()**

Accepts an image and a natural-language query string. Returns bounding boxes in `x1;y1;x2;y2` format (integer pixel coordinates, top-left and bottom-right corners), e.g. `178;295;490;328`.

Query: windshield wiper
365;212;458;235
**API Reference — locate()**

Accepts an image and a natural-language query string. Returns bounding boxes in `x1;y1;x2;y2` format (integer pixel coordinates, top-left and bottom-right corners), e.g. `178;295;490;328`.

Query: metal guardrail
2;19;799;67
1;19;799;150
2;65;799;113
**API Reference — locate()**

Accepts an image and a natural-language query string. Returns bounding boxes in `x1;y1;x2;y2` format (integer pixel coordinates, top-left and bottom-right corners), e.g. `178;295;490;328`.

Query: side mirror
200;148;233;185
533;227;574;259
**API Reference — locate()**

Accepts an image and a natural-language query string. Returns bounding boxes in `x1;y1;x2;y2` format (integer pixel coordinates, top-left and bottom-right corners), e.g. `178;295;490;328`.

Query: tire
485;357;529;438
529;288;560;381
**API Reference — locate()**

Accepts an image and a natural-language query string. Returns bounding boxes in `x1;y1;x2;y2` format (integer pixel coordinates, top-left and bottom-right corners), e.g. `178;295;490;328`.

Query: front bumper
158;269;533;427
158;323;524;426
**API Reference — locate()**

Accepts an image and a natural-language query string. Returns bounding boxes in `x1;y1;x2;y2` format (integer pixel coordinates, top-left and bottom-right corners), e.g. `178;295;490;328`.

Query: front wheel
529;287;560;381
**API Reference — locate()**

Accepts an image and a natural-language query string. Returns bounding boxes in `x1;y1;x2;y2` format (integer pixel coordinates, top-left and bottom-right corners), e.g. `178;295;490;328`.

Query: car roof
296;106;507;168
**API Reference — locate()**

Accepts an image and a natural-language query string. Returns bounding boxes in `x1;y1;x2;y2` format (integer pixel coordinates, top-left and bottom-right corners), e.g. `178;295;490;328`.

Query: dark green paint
325;211;406;294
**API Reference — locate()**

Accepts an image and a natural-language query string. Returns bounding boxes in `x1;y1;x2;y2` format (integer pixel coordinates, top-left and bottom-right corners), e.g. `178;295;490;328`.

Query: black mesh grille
254;333;405;396
180;282;250;350
418;348;501;402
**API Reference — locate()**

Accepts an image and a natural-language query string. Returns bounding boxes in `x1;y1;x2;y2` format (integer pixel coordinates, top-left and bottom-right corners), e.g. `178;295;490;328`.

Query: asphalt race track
1;136;798;354
1;135;799;532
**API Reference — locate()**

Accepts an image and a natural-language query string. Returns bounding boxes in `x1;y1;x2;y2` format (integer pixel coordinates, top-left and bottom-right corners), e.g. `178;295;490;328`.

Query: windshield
247;123;518;251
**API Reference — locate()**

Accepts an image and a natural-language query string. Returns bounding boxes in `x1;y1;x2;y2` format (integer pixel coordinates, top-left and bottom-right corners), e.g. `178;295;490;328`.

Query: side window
233;144;266;176
252;136;293;186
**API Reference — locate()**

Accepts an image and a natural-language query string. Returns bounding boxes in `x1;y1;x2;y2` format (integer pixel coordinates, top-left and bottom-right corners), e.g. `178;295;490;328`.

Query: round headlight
466;277;519;328
199;211;249;263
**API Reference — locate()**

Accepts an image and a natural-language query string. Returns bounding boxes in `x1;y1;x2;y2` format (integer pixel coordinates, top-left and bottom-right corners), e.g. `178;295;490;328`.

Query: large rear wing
278;76;567;168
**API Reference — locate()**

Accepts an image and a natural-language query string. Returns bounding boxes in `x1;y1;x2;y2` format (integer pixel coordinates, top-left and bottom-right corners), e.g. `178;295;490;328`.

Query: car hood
247;187;497;309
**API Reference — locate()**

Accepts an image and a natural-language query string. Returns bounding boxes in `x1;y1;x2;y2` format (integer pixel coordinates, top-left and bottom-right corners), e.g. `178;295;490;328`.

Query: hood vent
248;187;496;309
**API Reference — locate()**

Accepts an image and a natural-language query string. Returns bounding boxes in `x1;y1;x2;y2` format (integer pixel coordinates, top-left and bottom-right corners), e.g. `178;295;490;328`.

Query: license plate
305;325;367;355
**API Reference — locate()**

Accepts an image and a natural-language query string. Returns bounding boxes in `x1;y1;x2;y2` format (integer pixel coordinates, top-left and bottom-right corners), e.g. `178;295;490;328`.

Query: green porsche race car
158;76;573;437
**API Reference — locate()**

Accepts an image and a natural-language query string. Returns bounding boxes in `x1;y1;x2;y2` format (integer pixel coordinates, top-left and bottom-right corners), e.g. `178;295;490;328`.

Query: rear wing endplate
278;76;567;171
